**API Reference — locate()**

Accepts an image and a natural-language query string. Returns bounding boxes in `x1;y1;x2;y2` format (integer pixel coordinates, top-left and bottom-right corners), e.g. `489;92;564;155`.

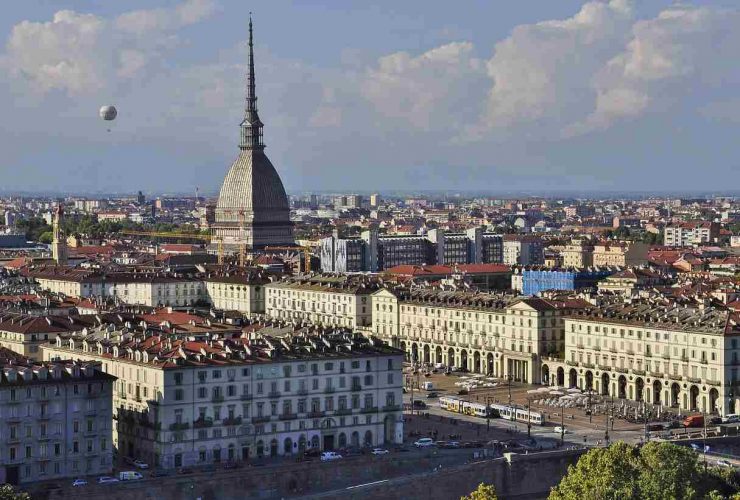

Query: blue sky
0;0;739;195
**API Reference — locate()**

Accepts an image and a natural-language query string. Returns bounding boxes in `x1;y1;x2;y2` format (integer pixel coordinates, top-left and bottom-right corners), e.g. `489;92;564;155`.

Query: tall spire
240;13;264;150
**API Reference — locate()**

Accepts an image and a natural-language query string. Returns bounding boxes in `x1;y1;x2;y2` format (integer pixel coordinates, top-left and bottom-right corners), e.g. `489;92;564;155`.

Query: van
722;414;740;424
414;438;435;448
423;381;434;391
119;471;143;481
683;415;704;428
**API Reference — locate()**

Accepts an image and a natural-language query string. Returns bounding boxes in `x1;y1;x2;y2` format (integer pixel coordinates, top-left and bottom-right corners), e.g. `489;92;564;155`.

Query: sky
0;0;739;196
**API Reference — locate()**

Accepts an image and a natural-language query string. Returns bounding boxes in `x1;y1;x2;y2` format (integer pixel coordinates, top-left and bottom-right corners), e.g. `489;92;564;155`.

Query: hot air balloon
99;105;117;132
99;105;117;120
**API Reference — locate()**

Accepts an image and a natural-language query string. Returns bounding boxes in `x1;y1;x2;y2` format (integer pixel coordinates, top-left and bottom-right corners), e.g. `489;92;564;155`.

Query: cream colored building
561;240;593;268
592;242;648;267
204;273;270;315
540;299;740;416
28;269;206;307
42;328;403;469
372;288;589;384
266;276;378;329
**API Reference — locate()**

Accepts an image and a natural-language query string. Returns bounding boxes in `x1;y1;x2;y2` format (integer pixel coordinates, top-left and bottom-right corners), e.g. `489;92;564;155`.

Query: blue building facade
521;268;614;296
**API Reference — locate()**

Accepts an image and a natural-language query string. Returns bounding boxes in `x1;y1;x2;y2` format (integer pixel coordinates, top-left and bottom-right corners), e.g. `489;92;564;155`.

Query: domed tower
212;16;294;252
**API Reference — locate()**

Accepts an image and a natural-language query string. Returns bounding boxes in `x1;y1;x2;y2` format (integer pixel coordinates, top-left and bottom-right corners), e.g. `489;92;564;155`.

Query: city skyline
1;0;739;194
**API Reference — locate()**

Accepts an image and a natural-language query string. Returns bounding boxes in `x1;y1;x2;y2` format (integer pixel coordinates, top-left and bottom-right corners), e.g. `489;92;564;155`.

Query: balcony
687;377;701;384
194;417;214;429
351;384;362;392
279;413;297;421
297;389;309;396
307;410;325;418
240;394;253;401
614;367;628;374
382;404;401;412
334;408;352;416
632;369;646;376
566;360;578;367
5;416;21;424
212;394;224;403
626;350;635;356
323;387;336;394
222;416;243;426
169;422;190;431
661;354;670;360
706;379;721;386
680;356;689;363
267;391;282;399
252;416;271;424
361;406;378;414
700;359;708;365
668;374;682;381
649;372;664;378
582;363;595;369
644;352;652;358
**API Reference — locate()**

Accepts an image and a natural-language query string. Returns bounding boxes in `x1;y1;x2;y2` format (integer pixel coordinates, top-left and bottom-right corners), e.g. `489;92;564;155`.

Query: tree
550;442;739;500
549;442;640;500
39;231;53;244
461;483;498;500
0;484;31;500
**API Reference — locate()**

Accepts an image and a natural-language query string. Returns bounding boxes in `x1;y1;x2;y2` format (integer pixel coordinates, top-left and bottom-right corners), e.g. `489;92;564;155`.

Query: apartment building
592;242;649;267
664;222;720;247
42;328;403;469
266;275;379;329
203;271;271;315
372;288;590;384
0;349;115;485
503;235;544;266
319;228;503;272
540;298;740;416
26;268;207;308
560;240;594;268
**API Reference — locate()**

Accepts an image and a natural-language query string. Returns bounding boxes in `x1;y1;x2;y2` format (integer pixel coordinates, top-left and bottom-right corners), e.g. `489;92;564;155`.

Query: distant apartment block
320;228;503;272
502;235;544;266
664;222;719;247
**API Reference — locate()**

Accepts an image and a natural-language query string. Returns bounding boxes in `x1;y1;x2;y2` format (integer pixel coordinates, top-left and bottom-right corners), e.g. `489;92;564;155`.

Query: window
174;373;183;385
364;375;374;386
213;370;222;379
175;389;184;401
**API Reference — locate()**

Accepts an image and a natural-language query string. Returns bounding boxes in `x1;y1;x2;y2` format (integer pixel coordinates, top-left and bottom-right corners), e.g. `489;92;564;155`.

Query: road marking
346;479;389;490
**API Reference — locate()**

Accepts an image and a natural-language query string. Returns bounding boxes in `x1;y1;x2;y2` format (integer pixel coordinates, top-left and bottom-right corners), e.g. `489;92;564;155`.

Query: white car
371;448;389;455
554;426;569;434
414;438;435;448
717;459;733;468
320;451;342;462
72;479;88;487
97;476;120;484
133;460;149;469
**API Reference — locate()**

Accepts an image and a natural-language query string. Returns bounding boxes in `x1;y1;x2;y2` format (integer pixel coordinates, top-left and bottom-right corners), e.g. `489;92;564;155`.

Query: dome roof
216;149;289;221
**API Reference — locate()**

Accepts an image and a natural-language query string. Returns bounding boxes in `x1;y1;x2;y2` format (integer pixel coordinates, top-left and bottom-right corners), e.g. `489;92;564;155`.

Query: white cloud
1;0;217;95
359;41;485;132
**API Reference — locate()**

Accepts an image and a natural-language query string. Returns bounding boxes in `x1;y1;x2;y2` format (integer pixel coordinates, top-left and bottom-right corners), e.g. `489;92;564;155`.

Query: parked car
133;459;149;469
304;448;321;458
426;392;439;399
320;451;343;462
457;389;469;396
119;471;143;481
412;400;427;409
97;476;120;484
72;479;88;487
722;414;740;424
414;438;435;448
371;448;389;455
717;459;733;468
554;426;568;434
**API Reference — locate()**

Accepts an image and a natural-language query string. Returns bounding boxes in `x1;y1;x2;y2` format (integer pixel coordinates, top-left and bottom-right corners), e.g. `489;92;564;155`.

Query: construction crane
264;246;313;273
120;230;224;265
